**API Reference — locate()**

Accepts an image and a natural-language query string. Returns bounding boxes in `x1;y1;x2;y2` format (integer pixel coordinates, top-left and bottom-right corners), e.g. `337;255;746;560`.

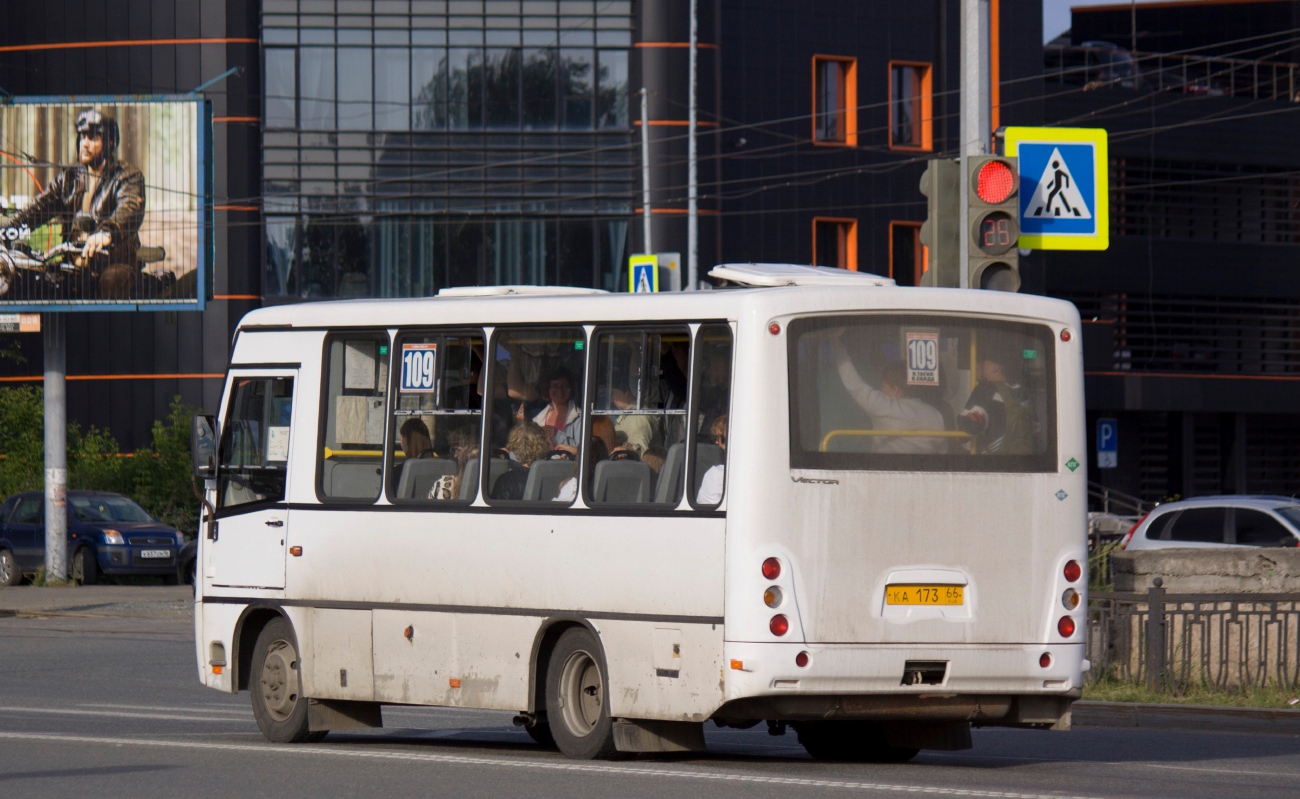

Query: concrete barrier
1113;548;1300;593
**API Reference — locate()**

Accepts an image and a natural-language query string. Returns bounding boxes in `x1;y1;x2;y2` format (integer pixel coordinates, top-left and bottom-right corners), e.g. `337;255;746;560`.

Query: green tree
0;385;44;498
131;396;201;536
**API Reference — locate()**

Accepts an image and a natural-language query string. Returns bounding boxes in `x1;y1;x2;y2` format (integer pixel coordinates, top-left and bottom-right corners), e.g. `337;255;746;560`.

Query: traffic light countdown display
967;155;1020;291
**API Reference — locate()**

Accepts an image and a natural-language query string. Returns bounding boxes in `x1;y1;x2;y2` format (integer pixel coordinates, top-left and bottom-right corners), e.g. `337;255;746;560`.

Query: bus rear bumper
719;641;1083;729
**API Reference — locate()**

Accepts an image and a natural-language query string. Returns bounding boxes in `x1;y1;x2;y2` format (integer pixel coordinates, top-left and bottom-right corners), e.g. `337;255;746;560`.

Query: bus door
208;370;297;591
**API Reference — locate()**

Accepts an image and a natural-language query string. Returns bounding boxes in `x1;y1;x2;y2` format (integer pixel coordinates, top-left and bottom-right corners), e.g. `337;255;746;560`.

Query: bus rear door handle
265;519;284;528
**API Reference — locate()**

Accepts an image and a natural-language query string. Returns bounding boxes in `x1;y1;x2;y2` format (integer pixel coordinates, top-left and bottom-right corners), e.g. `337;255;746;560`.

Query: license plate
140;549;170;559
885;585;963;605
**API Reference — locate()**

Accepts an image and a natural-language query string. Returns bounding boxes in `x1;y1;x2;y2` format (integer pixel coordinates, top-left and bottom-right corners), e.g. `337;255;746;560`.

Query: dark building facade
1044;0;1300;501
1;0;1048;451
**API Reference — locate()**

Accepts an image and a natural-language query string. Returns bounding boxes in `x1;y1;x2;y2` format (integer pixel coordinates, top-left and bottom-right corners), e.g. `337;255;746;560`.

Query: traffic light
918;158;960;288
967;155;1020;291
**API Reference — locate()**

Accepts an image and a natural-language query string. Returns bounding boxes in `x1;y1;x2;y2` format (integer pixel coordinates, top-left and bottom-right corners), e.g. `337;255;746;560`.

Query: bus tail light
1063;560;1081;583
762;557;781;580
795;651;810;668
763;587;783;608
1119;513;1149;550
770;614;789;636
1039;652;1052;668
1058;616;1076;638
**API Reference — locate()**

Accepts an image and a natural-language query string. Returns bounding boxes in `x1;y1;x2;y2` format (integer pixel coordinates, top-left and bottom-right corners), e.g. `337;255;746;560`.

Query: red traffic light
976;160;1015;204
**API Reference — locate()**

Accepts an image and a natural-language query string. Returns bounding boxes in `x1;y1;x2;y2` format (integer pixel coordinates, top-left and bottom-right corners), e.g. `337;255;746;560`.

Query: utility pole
686;0;698;291
959;0;992;289
43;314;66;582
640;87;652;254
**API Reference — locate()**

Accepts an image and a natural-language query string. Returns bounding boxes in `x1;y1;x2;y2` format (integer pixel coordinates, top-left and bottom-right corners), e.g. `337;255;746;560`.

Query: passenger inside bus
830;333;947;454
491;421;551;501
429;444;478;500
958;351;1034;455
533;367;582;449
399;418;435;459
696;414;727;505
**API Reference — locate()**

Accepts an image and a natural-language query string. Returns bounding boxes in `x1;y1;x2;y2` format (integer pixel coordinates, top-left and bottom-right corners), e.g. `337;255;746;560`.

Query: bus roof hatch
709;263;896;288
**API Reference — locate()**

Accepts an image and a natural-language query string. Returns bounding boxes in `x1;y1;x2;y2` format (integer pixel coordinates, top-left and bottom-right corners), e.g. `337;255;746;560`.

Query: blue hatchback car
0;490;186;586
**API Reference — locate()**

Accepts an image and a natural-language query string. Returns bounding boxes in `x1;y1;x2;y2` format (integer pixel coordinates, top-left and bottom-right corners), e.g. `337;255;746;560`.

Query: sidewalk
0;584;192;618
1074;700;1300;737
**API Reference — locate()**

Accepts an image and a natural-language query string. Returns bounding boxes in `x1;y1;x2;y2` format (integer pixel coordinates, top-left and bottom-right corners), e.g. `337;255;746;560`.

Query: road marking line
79;703;250;716
0;731;1111;798
0;707;250;723
1142;763;1300;778
930;752;1300;778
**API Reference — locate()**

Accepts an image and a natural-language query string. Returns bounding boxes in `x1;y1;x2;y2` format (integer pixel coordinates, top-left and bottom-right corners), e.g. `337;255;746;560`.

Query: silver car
1121;496;1300;550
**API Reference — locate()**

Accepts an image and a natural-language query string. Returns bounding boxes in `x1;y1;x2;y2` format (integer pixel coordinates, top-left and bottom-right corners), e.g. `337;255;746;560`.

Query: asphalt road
2;603;1299;798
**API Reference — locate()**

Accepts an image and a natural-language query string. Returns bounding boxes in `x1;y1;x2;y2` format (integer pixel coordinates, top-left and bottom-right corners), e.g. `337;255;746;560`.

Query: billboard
0;96;212;311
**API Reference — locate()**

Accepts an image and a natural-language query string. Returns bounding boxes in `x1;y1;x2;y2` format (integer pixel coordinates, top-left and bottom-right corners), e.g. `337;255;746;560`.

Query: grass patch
30;568;75;588
1084;679;1300;708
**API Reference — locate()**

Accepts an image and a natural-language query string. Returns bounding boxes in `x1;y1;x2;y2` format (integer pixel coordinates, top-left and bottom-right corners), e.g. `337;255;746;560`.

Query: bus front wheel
250;617;324;743
545;627;619;759
794;721;919;763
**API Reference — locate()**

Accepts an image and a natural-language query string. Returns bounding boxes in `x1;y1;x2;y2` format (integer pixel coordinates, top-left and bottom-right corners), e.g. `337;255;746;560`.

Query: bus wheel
794;721;920;763
545;627;618;759
250;617;316;743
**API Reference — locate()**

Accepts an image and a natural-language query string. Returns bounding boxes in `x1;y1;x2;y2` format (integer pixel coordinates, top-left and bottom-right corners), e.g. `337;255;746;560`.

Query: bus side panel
596;619;725;721
372;610;538;710
300;608;376;701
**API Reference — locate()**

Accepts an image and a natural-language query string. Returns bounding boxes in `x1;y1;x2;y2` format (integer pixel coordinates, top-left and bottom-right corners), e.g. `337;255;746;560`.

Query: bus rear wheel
545;627;618;759
250;617;322;743
794;721;919;763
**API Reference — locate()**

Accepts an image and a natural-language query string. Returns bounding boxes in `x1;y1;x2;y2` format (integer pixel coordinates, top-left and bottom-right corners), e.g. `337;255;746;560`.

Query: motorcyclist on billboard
2;109;146;297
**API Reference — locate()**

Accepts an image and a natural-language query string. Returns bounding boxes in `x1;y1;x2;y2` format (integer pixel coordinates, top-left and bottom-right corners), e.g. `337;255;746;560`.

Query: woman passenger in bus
696;414;727;505
428;445;479;501
830;334;946;454
490;421;550;501
399;418;436;459
532;366;582;449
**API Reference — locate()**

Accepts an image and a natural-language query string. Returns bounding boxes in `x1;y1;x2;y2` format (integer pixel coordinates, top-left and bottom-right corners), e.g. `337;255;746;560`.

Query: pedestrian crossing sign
628;254;659;293
1004;127;1108;251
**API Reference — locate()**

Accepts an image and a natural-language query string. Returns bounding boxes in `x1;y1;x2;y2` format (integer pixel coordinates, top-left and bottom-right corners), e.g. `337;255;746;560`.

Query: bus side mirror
192;414;217;480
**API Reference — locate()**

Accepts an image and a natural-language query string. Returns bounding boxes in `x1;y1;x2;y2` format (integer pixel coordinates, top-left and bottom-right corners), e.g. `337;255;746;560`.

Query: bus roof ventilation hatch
708;263;896;288
436;285;609;298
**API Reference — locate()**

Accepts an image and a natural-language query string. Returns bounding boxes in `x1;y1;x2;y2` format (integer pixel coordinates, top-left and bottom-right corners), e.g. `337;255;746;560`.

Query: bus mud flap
612;719;707;753
308;699;383;732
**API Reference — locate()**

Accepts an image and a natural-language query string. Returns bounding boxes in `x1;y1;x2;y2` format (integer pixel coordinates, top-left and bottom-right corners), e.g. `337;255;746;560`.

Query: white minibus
191;263;1087;761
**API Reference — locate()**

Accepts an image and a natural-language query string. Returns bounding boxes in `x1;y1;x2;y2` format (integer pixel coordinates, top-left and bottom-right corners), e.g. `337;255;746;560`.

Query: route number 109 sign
905;331;940;386
400;343;438;393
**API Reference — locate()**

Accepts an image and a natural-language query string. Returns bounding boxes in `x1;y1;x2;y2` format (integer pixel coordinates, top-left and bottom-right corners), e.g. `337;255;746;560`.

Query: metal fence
1087;587;1300;691
1045;44;1299;101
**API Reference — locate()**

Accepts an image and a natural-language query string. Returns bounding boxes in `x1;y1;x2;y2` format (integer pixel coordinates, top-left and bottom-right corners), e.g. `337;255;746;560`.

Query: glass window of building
812;217;858;271
890;62;933;150
813;56;857;146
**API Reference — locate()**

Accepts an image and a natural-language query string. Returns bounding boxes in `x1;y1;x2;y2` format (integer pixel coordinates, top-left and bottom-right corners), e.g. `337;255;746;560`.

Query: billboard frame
0;93;214;313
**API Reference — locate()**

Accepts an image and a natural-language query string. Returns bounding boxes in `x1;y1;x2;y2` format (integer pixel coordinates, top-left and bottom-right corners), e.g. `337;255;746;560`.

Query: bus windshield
789;314;1057;472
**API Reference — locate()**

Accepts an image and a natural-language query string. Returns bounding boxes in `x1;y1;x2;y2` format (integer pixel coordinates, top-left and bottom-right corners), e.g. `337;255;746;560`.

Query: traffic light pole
959;0;992;289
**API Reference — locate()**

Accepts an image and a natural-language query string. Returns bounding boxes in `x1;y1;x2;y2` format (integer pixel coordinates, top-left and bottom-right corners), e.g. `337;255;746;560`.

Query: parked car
177;537;197;592
1121;496;1300;550
0;490;187;586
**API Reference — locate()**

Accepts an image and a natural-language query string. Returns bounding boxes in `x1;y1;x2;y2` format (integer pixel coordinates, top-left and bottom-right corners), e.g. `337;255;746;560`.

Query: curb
1073;700;1300;736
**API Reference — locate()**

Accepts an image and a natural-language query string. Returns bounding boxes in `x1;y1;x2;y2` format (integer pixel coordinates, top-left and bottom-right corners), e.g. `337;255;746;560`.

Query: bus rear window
788;314;1057;472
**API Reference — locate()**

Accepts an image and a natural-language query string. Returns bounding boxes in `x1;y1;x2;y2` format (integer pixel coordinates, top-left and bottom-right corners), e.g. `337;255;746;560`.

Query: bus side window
587;328;689;507
319;334;389;502
486;327;587;505
690;324;733;509
219;376;295;509
388;331;484;503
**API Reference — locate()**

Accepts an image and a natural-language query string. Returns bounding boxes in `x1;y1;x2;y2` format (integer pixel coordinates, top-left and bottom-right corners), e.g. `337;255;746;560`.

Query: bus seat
523;459;576;501
457;457;522;500
396;458;457;499
653;442;724;504
324;460;383;498
592;459;653;504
